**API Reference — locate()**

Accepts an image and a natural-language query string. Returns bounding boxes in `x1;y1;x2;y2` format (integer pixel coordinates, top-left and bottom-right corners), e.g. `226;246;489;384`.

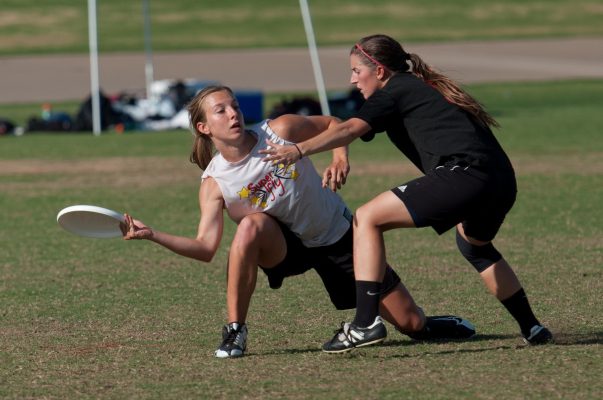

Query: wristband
293;143;304;159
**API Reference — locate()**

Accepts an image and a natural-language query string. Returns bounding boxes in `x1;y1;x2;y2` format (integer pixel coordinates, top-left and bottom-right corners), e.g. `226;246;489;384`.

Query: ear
375;65;388;81
197;121;211;136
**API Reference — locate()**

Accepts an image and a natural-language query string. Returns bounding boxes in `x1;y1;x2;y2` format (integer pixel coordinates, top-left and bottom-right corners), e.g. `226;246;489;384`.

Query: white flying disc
57;205;125;238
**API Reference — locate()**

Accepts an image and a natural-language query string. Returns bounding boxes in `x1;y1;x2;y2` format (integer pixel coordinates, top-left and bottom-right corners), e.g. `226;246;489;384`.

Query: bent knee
354;203;379;228
234;214;271;246
456;229;502;272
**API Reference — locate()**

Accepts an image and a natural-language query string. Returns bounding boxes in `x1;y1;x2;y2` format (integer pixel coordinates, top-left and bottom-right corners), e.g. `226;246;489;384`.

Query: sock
352;281;381;327
500;288;541;336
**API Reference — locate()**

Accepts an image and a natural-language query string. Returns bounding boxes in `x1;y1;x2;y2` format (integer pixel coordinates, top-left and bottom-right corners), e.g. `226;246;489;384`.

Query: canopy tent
86;0;330;135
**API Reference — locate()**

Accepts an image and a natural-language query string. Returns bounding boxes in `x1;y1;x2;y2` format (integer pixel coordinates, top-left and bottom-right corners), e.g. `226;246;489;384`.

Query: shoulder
268;114;338;143
200;176;224;201
380;73;426;95
266;114;302;141
201;154;221;177
365;74;428;109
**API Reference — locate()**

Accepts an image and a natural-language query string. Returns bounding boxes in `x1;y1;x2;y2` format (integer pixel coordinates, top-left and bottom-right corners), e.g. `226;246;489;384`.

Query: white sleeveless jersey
202;120;351;247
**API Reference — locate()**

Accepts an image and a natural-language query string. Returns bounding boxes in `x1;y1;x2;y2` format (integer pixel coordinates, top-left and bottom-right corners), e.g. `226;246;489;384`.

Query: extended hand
121;213;153;240
259;139;302;165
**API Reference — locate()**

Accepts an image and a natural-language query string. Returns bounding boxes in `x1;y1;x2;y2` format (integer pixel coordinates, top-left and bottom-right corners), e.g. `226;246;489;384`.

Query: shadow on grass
252;334;515;358
254;347;324;357
549;331;603;346
394;333;517;345
249;331;603;358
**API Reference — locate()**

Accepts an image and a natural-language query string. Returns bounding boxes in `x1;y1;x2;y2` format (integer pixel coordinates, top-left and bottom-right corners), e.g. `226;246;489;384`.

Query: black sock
352;281;381;327
500;288;541;336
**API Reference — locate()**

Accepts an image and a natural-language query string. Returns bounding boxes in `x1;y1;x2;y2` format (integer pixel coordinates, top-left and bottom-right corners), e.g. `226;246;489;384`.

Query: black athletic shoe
522;325;553;345
405;315;476;341
215;322;248;358
322;316;387;353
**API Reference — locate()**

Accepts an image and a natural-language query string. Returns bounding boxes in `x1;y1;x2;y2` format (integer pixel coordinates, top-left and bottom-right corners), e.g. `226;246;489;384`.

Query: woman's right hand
121;213;153;240
322;157;349;192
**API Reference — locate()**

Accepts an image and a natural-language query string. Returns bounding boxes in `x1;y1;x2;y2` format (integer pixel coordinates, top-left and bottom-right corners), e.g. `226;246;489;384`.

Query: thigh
312;227;402;310
258;219;315;289
462;174;517;242
355;190;416;231
237;213;288;268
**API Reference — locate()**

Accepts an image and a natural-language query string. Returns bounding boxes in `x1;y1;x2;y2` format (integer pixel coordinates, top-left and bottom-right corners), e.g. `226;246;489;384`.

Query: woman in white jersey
122;85;475;358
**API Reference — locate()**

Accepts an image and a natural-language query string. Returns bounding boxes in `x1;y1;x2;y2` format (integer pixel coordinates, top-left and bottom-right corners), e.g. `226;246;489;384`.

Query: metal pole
142;0;154;99
299;0;330;116
87;0;101;135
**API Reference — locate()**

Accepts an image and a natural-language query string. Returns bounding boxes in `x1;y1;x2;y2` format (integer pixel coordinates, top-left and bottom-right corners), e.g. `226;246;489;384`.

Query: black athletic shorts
259;222;402;310
391;161;517;242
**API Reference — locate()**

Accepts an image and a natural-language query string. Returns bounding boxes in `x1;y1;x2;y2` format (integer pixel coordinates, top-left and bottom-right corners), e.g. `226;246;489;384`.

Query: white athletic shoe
215;322;248;358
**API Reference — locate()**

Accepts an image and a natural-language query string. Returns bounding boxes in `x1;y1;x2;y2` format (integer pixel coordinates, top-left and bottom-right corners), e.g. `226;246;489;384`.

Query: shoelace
223;328;241;347
332;321;346;334
333;321;356;346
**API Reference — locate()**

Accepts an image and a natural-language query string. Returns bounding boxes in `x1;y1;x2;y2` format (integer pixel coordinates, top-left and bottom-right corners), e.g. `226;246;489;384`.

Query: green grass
1;81;602;398
0;0;602;55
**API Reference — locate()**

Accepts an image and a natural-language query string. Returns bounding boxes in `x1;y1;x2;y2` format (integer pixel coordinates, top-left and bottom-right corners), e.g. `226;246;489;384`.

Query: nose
349;72;357;84
227;106;238;118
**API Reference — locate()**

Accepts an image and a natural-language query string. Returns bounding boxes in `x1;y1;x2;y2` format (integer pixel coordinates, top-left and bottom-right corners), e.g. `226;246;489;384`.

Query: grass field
1;0;602;55
1;79;602;399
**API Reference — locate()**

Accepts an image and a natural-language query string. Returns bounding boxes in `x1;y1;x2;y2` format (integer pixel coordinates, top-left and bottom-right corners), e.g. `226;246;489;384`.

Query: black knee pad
382;265;402;295
456;230;502;272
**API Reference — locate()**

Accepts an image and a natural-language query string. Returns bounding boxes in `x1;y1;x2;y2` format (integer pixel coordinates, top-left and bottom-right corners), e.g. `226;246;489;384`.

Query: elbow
198;249;217;263
200;255;213;263
192;236;220;263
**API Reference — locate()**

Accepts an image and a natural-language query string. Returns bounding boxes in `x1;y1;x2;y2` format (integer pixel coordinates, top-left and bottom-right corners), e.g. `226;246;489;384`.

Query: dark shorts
391;162;517;241
260;223;401;310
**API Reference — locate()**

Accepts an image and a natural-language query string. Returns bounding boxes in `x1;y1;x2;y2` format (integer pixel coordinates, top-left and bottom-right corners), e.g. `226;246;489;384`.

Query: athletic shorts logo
397;185;407;193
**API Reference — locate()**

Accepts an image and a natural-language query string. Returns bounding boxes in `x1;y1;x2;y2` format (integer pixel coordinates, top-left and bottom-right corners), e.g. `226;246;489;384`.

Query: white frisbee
57;205;125;238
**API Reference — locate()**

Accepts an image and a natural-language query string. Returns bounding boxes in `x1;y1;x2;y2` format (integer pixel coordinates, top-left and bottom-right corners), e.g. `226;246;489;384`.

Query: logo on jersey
237;163;299;208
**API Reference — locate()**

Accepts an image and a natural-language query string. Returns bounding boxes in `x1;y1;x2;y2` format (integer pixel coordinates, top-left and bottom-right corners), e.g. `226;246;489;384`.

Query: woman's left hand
260;139;302;165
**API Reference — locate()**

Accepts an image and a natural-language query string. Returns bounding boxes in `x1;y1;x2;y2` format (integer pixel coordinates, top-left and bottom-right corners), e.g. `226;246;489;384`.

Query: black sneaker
215;322;248;358
322;316;387;353
405;315;476;341
523;325;553;345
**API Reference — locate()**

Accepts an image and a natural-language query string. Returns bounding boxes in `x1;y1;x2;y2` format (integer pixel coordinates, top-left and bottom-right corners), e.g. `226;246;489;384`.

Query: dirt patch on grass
0;157;200;191
324;152;603;177
1;152;601;192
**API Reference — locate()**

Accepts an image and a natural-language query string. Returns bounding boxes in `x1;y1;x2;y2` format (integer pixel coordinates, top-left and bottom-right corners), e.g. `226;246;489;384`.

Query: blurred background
1;0;602;134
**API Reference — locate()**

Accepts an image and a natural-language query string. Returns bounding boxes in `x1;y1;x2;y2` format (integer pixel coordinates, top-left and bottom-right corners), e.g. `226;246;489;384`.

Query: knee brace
456;230;502;272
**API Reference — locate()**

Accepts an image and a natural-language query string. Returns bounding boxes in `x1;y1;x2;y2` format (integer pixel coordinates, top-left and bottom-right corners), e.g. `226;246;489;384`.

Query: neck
217;131;257;163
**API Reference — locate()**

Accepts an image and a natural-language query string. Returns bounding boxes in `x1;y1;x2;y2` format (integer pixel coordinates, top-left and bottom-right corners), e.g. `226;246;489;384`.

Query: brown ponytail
408;53;499;128
189;134;214;171
353;34;499;129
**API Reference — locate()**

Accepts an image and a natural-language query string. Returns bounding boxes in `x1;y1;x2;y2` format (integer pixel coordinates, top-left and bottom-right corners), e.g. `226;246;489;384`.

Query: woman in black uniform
262;34;552;352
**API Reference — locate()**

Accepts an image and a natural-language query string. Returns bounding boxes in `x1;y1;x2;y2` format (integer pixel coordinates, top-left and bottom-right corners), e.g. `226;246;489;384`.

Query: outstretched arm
122;177;225;263
260;117;371;166
264;114;359;191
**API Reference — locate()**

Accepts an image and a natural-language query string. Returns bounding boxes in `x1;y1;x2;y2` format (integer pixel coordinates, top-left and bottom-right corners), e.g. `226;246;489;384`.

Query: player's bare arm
125;177;225;263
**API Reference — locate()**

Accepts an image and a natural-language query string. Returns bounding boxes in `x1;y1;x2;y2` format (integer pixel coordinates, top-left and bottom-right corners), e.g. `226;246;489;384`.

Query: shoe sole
322;337;386;354
522;327;553;346
523;334;553;346
215;350;245;358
